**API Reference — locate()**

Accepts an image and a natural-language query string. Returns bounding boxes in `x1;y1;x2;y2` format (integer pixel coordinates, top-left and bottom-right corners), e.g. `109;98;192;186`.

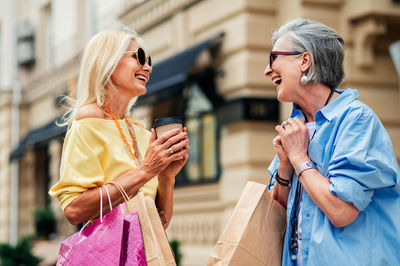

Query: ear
300;52;312;72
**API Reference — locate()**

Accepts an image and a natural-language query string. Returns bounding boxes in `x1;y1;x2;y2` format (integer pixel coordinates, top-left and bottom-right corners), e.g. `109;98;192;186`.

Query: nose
143;63;152;73
264;64;272;77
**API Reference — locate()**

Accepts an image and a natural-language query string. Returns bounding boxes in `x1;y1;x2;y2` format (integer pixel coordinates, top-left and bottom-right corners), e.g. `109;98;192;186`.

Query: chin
133;86;147;96
276;91;288;102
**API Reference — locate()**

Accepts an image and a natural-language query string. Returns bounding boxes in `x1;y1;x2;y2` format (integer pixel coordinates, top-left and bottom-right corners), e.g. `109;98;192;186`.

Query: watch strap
295;161;316;177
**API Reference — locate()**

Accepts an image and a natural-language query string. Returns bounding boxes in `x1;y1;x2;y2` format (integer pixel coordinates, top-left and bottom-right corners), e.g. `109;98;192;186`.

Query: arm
155;127;190;229
64;167;150;225
291;158;359;227
277;118;359;227
155;176;174;229
64;127;189;225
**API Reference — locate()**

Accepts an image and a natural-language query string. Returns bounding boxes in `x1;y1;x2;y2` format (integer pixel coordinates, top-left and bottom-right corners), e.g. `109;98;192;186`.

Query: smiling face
264;35;304;103
110;40;152;98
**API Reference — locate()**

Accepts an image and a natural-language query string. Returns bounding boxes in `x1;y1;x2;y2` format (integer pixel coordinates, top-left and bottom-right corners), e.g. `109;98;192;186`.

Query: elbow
63;205;83;225
329;206;360;228
163;221;170;230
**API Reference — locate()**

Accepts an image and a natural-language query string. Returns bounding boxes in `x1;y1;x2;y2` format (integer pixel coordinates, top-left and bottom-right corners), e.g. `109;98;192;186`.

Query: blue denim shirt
268;89;400;266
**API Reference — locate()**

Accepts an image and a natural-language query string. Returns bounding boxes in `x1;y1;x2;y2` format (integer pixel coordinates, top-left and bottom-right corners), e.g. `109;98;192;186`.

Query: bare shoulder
75;104;105;121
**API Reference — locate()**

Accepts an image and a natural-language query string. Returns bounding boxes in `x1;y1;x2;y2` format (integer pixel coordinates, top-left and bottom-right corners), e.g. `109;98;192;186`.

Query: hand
272;135;293;178
273;135;289;164
158;127;190;184
275;118;310;166
140;127;189;179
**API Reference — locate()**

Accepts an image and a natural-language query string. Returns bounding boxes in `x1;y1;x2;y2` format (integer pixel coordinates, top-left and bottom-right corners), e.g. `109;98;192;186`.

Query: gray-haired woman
265;18;400;265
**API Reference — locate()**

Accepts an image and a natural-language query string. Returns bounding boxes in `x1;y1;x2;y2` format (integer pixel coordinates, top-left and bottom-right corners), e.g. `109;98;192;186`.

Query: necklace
324;89;335;106
102;104;141;165
289;88;336;261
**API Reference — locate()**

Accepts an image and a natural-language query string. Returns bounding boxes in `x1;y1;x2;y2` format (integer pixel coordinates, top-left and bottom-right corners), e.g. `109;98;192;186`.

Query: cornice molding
22;55;80;104
120;0;199;32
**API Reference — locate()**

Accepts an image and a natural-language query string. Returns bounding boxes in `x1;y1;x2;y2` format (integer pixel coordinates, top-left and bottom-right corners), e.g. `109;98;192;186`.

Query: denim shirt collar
290;89;359;122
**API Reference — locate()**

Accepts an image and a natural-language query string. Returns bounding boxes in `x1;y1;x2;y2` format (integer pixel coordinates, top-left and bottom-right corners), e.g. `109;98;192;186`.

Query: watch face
305;162;314;168
295;161;316;177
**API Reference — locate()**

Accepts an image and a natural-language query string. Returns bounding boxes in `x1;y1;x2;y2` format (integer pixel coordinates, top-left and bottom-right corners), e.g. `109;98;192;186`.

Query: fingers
162;131;187;150
142;127;189;178
275;124;285;134
272;135;282;146
276;118;306;134
149;128;157;143
155;128;182;145
149;128;187;155
169;141;190;161
166;138;189;158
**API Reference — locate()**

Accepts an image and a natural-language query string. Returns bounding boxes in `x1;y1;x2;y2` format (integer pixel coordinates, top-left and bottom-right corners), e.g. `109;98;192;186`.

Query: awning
10;116;67;161
137;32;224;105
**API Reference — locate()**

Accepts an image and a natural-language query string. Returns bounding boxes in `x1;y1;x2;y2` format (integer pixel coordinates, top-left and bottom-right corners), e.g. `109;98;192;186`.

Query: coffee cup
153;117;184;159
153;117;183;138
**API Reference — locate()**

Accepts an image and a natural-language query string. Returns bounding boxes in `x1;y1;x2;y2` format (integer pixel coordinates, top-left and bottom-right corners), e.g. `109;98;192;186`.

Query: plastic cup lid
153;117;183;127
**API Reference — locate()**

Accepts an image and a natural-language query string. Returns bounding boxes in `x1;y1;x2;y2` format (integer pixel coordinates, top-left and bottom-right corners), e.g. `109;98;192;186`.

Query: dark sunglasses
125;47;152;67
269;51;302;67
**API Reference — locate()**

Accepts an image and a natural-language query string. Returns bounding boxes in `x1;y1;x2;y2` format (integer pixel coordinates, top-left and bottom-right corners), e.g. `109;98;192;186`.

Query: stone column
18;148;35;238
49;139;75;237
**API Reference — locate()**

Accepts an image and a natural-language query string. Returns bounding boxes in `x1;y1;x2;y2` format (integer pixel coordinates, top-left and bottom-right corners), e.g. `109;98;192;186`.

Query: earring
300;72;308;85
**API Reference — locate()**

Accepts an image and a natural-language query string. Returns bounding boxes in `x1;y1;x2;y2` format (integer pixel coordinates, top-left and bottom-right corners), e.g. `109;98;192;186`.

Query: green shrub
33;207;56;239
0;237;42;266
170;238;182;266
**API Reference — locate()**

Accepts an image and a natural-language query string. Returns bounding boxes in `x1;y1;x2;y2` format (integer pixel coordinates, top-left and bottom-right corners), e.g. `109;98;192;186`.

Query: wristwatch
295;161;316;177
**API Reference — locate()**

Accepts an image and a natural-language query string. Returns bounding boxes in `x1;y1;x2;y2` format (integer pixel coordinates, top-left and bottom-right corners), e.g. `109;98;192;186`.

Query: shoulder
75;104;105;121
334;100;390;149
344;100;379;127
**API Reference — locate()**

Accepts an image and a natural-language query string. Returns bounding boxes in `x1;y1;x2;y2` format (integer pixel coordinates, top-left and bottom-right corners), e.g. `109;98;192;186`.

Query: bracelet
295;161;316;177
275;170;292;187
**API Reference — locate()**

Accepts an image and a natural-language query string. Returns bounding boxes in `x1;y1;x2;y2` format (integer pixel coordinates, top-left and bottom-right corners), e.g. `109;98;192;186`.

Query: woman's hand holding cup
140;117;189;180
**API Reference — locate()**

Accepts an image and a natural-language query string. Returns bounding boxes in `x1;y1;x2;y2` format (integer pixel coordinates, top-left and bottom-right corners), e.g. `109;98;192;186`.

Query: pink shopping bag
121;211;147;265
57;186;146;265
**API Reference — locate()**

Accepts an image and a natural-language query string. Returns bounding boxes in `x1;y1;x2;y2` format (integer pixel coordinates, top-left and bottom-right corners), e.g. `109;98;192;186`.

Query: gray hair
272;18;345;89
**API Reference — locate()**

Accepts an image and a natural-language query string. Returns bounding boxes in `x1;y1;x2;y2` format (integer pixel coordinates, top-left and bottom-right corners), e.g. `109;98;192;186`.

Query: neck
295;84;336;122
104;87;132;119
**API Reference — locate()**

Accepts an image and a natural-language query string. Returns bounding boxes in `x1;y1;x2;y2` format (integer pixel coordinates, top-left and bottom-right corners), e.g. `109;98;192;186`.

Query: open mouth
273;76;282;85
135;74;147;82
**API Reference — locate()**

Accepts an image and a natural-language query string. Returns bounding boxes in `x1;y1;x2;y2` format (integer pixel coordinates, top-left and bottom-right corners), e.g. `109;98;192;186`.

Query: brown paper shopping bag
206;181;286;266
126;192;176;266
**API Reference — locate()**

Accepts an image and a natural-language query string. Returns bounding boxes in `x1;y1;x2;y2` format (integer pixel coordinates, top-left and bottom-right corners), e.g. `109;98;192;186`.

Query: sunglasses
269;51;302;67
124;47;152;67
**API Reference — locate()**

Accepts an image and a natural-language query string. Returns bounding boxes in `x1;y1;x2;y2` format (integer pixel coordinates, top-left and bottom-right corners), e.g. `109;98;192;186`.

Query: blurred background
0;0;400;265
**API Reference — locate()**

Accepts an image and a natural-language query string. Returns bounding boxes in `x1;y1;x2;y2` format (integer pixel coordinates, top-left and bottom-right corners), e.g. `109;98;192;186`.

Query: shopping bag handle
80;185;113;234
109;182;131;203
99;185;113;222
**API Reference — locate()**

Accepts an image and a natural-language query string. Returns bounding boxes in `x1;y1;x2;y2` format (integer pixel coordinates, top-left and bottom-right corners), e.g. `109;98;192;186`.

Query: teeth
136;75;147;81
274;77;282;85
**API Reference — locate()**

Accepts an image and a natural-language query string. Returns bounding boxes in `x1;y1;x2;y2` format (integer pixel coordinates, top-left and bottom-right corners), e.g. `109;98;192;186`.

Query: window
34;145;51;207
173;69;221;186
39;2;54;70
143;69;221;185
181;83;219;184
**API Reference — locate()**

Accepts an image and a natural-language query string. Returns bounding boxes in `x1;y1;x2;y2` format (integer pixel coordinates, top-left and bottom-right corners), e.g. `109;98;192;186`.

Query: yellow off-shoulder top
49;118;157;211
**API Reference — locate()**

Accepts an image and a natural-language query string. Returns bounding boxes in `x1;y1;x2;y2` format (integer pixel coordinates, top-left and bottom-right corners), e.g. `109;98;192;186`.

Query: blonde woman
49;29;189;229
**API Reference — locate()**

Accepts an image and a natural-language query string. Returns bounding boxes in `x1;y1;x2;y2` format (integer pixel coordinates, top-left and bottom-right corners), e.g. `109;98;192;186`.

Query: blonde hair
60;28;143;127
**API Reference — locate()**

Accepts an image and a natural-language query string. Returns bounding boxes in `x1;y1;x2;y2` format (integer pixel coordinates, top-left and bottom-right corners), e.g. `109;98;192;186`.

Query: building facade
0;0;399;265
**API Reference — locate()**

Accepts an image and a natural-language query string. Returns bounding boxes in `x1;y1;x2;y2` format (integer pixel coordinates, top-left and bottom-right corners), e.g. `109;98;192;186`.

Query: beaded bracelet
275;171;292;187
